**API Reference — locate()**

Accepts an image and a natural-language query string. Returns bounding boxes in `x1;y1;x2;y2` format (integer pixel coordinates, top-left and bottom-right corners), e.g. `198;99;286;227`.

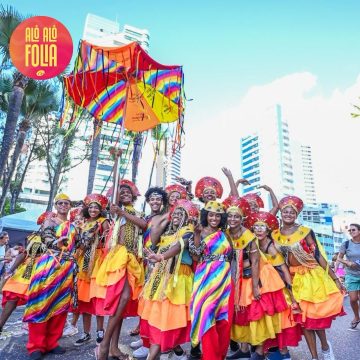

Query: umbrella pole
112;81;129;205
112;124;125;205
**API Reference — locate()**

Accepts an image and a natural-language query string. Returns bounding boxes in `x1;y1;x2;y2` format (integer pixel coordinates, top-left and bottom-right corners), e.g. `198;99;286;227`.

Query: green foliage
0;5;23;66
2;197;25;215
351;100;360;118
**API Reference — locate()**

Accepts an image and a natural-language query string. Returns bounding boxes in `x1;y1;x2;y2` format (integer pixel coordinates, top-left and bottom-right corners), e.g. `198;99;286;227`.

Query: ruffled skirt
90;245;144;316
138;264;193;351
290;265;345;329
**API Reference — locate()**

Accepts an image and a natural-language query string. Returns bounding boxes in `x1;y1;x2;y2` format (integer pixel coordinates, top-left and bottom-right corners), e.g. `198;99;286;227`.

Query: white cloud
180;72;360;213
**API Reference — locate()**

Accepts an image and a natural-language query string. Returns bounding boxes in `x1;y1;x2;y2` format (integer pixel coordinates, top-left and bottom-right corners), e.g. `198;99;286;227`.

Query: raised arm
249;240;261;300
258;185;278;215
222;167;239;197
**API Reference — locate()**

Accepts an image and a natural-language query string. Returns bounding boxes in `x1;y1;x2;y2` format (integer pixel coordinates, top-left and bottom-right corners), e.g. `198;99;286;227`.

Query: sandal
350;320;360;329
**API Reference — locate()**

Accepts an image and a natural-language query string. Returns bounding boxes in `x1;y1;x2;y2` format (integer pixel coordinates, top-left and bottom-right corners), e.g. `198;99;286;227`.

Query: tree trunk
0;75;27;179
0;121;30;214
86;122;101;194
46;132;74;210
9;131;37;214
131;132;143;183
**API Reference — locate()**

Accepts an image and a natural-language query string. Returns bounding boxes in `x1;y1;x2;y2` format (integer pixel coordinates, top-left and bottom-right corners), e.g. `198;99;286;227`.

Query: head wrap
243;193;264;209
203;200;225;214
83;193;108;210
37;211;56;225
165;184;187;199
195;177;223;199
172;199;199;222
145;187;168;203
106;179;141;198
120;179;140;196
279;195;304;214
222;196;251;217
246;211;279;231
69;207;83;223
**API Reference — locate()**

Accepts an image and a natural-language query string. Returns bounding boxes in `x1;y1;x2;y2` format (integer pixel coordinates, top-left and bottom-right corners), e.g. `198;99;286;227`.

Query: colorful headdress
243;193;264;208
165;184;187;199
37;211;56;225
70;207;83;222
246;211;279;231
54;193;71;203
172;199;199;222
204;201;225;214
195;177;223;199
83;193;108;210
120;179;140;196
222;196;251;217
106;179;141;198
279;195;304;214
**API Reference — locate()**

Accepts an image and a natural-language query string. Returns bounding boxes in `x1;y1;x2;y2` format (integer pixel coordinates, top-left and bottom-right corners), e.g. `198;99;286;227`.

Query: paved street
0;297;358;360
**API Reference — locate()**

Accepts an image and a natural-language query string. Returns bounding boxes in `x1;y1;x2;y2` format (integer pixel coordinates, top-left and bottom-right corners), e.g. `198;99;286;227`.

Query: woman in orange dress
247;211;302;360
74;194;110;346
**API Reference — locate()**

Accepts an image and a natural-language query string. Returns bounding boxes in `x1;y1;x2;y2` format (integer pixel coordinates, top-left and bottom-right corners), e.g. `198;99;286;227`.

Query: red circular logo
10;16;73;80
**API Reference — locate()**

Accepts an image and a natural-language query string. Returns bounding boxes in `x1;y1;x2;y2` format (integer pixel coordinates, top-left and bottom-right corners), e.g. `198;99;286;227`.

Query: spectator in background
6;243;25;272
337;223;360;330
0;232;10;289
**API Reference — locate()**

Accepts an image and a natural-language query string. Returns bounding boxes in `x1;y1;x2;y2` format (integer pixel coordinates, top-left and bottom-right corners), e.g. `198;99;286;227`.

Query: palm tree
0;80;59;213
0;119;30;213
0;6;28;180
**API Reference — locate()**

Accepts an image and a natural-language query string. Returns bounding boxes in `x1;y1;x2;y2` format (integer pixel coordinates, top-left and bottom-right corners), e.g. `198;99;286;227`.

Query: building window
243;157;259;166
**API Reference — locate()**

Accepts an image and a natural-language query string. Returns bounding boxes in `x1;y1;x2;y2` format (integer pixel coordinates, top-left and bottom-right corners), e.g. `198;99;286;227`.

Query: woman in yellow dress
94;179;146;360
74;194;110;346
272;195;344;360
139;199;198;360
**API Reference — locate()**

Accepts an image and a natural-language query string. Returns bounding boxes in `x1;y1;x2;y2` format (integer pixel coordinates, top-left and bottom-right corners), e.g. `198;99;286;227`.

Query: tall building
83;14;120;43
299;203;336;258
154;136;182;188
82;14;150;51
240;104;295;209
292;143;317;205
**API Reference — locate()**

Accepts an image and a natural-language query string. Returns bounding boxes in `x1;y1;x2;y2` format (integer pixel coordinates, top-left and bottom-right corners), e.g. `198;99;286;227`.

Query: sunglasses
349;229;357;233
253;224;268;231
56;201;70;206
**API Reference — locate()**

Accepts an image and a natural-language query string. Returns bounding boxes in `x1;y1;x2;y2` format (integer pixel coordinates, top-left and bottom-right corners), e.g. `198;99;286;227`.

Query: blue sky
3;1;360;211
4;1;360;112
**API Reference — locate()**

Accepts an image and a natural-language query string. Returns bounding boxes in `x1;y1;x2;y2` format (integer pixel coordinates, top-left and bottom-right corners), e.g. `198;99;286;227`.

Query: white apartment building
240;104;295;209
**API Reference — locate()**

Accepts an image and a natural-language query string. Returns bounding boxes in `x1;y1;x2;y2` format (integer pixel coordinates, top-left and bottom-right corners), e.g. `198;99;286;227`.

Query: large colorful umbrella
63;40;185;132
